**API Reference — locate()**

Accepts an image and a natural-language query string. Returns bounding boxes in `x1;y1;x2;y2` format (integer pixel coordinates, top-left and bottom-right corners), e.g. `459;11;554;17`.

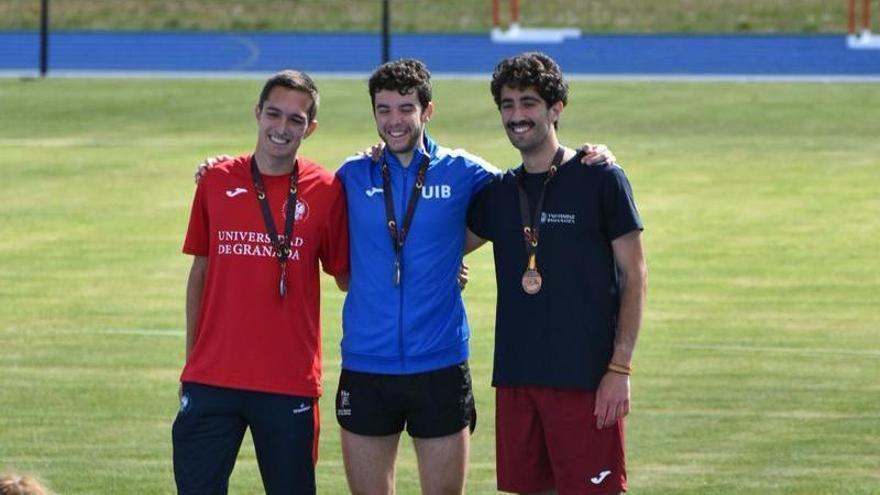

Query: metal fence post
381;0;390;64
40;0;50;77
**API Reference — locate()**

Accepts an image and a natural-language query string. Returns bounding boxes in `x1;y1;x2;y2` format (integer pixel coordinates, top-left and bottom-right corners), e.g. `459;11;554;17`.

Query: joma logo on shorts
590;470;611;485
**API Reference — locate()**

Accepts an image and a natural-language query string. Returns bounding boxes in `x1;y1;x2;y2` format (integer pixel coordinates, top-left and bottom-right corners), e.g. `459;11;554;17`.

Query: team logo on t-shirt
541;211;576;225
421;184;452;199
282;199;310;223
225;187;248;198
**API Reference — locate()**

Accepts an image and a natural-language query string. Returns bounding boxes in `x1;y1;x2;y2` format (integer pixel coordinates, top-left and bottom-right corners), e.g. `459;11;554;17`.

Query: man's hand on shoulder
576;143;616;167
353;142;386;163
194;154;233;184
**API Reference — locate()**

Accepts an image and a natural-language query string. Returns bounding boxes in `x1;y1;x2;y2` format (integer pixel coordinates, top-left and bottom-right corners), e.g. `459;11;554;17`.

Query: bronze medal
521;253;542;295
521;268;542;295
516;148;566;296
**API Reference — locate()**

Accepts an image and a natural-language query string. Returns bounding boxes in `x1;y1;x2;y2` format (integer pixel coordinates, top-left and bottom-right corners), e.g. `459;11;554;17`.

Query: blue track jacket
336;135;498;374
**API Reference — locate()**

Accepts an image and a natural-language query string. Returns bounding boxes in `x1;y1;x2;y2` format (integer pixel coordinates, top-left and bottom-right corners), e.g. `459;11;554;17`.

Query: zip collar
380;133;438;172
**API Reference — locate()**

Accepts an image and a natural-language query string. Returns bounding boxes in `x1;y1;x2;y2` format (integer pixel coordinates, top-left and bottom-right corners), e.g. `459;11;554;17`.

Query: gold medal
521;254;542;295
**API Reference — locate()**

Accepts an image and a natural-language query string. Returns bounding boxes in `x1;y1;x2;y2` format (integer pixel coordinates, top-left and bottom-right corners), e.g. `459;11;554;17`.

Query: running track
1;31;879;80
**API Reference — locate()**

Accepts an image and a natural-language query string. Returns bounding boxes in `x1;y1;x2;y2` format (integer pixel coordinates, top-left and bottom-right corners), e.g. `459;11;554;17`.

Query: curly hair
257;69;320;121
490;52;568;109
368;58;432;109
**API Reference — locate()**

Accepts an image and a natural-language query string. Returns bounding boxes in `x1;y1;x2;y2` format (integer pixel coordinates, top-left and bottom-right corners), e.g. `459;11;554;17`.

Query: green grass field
1;77;878;494
0;0;850;33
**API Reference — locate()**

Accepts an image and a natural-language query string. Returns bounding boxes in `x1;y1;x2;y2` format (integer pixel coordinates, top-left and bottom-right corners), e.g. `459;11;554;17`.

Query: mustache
506;120;535;130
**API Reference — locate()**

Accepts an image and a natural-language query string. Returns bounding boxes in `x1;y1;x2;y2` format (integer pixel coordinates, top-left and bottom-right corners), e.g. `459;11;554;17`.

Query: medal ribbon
515;147;567;273
381;153;431;286
250;156;299;298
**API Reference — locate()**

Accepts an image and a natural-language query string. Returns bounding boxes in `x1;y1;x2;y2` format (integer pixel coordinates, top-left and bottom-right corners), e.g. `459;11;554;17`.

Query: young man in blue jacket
334;59;493;495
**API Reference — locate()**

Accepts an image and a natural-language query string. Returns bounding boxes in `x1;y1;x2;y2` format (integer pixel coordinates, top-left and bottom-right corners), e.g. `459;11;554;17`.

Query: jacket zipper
398;161;408;371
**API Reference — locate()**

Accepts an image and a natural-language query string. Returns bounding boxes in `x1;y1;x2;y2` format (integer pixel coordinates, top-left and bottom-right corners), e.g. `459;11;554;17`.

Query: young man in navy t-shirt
468;52;648;495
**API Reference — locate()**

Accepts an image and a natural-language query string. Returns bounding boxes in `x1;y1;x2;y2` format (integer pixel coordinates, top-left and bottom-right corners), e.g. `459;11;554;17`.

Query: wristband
607;362;632;376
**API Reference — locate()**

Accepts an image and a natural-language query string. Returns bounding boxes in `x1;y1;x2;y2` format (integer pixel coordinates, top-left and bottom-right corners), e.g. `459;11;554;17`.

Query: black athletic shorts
335;362;476;438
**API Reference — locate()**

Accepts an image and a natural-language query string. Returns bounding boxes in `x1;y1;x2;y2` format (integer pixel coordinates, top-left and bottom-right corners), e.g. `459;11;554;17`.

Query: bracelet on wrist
607;362;632;376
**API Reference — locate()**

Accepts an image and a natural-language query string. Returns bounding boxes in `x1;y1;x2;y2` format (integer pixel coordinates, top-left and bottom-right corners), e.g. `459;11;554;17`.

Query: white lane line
656;343;880;357
67;331;880;357
638;409;880;420
228;34;261;70
98;328;184;337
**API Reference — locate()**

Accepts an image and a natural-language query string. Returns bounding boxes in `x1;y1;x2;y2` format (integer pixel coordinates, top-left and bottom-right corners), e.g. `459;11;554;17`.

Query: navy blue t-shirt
467;156;643;390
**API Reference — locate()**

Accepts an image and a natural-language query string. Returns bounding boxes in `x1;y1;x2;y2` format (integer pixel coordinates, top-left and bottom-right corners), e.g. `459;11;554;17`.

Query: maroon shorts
495;386;626;494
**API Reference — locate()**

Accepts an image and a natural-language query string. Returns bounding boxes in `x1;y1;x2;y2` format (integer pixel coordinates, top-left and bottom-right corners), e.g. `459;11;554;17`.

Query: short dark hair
490;52;568;110
257;69;320;121
368;58;432;109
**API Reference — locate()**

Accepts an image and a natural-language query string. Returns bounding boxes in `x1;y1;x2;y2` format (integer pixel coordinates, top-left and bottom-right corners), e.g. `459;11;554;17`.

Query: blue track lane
1;31;879;77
